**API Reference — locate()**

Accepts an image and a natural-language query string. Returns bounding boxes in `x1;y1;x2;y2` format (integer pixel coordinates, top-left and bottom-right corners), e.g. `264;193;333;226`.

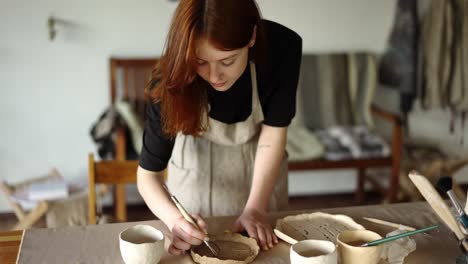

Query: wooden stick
363;217;416;231
273;228;298;245
13;201;48;230
409;171;468;251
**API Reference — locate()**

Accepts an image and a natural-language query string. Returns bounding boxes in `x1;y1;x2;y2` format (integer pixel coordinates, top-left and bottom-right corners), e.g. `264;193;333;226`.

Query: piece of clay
275;212;365;244
191;233;259;264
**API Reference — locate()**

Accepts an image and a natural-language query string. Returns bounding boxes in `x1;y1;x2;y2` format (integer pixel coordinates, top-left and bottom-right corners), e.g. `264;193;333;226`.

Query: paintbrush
409;171;468;251
162;184;219;256
360;224;439;247
437;176;468;230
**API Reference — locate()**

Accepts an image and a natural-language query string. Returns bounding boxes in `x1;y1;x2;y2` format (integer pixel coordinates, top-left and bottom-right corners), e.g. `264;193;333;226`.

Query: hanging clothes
299;53;377;130
378;0;419;119
89;101;144;160
419;0;468;112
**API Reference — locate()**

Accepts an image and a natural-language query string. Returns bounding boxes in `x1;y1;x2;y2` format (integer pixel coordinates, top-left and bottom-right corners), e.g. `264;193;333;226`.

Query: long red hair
146;0;264;138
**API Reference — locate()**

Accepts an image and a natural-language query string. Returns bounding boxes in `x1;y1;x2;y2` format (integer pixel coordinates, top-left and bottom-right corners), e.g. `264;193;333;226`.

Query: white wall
1;0;177;212
259;0;396;53
0;0;397;212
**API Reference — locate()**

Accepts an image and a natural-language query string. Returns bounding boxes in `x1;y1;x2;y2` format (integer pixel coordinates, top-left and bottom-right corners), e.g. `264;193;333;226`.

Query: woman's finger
256;225;268;250
172;235;192;251
173;224;204;245
244;223;258;243
264;226;273;249
191;214;207;232
271;229;278;244
272;230;278;244
168;243;183;255
178;220;206;242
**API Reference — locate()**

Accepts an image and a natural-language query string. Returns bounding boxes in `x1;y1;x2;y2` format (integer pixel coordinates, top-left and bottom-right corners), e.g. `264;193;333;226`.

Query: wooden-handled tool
162;184;219;256
273;228;298;244
409;171;468;251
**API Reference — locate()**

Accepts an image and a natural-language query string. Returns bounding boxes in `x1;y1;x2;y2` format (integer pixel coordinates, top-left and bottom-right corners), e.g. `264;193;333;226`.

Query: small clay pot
119;224;165;264
290;239;338;264
337;230;383;264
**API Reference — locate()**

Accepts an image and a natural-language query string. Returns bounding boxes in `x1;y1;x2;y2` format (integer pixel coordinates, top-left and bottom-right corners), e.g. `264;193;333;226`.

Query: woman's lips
211;81;226;88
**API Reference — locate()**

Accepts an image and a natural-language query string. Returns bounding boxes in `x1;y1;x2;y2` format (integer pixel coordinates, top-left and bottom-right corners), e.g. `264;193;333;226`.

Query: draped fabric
419;0;468;112
298;53;377;130
378;0;419;117
286;53;382;161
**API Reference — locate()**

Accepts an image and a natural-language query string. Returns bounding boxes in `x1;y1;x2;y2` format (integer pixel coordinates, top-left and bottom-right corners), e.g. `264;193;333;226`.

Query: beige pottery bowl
290;239;338;264
119;224;165;264
337;230;382;264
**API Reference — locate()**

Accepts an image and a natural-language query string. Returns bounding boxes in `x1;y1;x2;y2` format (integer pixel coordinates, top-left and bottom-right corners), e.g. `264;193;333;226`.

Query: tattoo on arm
258;144;271;149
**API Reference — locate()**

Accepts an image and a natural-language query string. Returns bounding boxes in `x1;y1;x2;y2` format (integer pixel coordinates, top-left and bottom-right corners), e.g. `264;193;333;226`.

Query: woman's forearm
245;125;287;213
137;166;182;229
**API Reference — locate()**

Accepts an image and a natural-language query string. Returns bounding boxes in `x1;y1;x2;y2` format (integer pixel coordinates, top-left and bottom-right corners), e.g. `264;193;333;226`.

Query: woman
137;0;302;255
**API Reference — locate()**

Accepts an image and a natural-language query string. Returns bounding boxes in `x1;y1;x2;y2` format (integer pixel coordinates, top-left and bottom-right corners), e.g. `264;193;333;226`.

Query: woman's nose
209;65;222;83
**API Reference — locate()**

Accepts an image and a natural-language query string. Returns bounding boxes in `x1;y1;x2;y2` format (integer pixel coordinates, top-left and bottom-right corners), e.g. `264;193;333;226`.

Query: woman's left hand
231;208;278;251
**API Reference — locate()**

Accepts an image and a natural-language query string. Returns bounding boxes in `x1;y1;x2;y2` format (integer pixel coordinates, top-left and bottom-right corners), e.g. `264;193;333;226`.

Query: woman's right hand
168;214;207;255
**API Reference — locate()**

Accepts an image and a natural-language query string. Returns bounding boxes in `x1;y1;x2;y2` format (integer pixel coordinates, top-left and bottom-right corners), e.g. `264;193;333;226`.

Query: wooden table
3;202;465;263
0;230;22;264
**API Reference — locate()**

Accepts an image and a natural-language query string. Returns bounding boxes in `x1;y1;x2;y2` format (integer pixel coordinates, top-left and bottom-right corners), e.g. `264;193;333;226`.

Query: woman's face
195;38;250;92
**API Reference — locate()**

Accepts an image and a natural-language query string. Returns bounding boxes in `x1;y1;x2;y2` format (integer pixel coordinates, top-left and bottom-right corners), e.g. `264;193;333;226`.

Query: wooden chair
0;169;62;230
109;57;158;222
110;57;158;157
107;59;172;222
110;57;158;120
88;153;139;224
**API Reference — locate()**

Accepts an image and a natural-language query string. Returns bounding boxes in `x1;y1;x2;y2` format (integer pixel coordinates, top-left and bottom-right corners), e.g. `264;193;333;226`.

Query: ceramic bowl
336;230;383;264
119;224;165;264
290;239;338;264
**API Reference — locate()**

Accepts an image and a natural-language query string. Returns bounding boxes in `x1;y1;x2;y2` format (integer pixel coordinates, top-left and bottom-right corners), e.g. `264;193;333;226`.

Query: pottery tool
360;224;439;247
409;171;468;251
437;176;468;230
363;217;416;231
162;184;219;257
273;228;298;244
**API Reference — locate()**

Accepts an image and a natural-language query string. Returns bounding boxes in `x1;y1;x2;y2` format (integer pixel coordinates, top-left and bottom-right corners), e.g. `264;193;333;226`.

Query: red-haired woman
137;0;302;255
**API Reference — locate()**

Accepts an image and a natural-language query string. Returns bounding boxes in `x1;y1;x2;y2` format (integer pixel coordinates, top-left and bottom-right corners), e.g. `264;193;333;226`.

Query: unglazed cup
290;239;338;264
336;230;383;264
119;224;165;264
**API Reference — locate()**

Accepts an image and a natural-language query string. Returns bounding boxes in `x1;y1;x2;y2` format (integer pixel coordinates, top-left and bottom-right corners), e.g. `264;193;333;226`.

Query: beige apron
167;62;288;217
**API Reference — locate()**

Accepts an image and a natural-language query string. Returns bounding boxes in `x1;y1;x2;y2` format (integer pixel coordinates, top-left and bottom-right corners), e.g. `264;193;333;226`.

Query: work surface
12;202;463;263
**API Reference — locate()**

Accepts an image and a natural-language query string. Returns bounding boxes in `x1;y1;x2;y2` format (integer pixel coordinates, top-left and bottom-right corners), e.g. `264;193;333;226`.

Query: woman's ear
249;25;257;47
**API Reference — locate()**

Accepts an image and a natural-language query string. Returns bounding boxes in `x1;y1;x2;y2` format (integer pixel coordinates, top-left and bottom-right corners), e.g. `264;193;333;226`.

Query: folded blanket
316;126;390;160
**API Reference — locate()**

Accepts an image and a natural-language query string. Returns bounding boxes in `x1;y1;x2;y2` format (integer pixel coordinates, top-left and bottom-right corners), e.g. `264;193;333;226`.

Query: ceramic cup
336;230;383;264
290;239;338;264
119;224;165;264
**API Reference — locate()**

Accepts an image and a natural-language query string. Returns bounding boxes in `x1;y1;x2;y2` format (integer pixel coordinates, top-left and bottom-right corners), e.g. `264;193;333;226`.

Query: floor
0;191;384;231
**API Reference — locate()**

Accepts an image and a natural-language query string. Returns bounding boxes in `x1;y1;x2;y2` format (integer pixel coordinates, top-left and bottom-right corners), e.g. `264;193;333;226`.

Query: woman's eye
197;60;207;65
221;60;235;67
